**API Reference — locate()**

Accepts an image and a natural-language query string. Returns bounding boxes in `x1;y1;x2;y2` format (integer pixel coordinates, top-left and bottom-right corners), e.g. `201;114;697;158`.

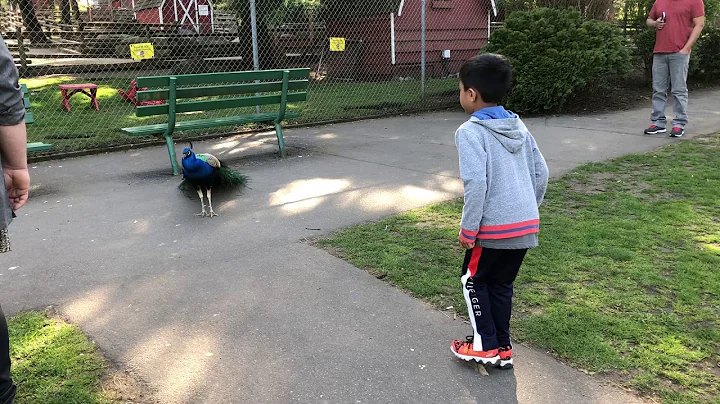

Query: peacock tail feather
215;166;249;189
178;165;249;199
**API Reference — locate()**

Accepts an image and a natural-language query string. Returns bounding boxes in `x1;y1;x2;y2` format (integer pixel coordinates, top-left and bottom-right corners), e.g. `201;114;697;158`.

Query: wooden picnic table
59;83;100;112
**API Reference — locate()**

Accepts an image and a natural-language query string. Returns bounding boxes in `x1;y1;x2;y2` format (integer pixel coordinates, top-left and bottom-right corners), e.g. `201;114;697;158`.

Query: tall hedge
695;26;720;80
483;8;631;113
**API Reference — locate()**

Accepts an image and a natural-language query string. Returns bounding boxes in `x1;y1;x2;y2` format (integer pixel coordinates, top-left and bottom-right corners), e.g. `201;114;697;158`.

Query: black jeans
0;304;15;404
461;247;527;351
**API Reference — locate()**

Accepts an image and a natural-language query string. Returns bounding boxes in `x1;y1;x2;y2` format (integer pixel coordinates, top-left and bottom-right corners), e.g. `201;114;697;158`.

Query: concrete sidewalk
2;89;719;403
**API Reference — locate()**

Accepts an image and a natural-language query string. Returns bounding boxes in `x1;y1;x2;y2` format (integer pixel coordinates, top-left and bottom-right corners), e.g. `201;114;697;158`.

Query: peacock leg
206;187;218;217
195;187;207;217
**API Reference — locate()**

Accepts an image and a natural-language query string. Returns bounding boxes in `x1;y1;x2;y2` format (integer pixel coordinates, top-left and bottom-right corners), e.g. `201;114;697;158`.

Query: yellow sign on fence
129;43;155;61
329;37;346;52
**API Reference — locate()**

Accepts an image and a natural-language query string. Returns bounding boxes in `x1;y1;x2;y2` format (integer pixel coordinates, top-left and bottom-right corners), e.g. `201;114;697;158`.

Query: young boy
450;54;549;369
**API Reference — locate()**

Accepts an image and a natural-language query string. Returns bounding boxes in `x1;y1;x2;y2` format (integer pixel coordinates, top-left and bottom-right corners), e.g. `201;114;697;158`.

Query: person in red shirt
643;0;705;138
0;34;31;404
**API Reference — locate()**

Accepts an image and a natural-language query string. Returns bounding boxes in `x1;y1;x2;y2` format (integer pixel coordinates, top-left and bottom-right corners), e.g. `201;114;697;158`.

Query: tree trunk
16;0;50;44
59;0;72;25
69;0;83;26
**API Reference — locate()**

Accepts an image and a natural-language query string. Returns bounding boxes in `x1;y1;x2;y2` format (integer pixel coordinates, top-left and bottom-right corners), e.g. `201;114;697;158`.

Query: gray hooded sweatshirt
456;114;549;249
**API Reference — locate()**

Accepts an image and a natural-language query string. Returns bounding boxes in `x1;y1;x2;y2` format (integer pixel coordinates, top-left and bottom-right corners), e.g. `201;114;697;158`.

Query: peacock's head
182;142;194;159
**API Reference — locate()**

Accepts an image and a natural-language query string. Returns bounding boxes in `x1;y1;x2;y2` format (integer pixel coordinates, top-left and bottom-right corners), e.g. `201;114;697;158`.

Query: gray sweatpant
651;52;690;129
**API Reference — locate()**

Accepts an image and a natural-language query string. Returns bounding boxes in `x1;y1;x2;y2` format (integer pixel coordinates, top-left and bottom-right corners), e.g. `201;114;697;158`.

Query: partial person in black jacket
0;33;32;404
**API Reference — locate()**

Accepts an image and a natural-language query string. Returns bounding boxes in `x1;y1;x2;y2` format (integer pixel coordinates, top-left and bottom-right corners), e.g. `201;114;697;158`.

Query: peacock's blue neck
182;154;213;178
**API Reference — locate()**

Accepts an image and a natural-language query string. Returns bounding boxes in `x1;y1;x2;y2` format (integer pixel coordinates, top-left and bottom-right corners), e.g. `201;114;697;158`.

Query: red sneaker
644;124;666;135
451;336;499;365
669;126;685;138
498;346;513;369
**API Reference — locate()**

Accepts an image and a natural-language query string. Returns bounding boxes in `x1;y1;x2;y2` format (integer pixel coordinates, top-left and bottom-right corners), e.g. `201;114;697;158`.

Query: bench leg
164;135;179;176
61;89;70;112
90;88;100;111
275;123;286;158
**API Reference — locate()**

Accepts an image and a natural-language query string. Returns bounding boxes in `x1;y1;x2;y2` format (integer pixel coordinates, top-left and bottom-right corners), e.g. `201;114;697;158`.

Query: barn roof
134;0;163;12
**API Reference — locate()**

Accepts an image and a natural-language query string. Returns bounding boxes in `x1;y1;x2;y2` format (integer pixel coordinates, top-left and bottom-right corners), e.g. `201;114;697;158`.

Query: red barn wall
326;0;490;78
395;0;489;76
326;14;392;76
136;8;161;24
162;1;179;27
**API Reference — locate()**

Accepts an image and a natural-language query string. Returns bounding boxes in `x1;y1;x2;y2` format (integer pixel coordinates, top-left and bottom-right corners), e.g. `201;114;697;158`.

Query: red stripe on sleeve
476;227;539;240
479;219;540;232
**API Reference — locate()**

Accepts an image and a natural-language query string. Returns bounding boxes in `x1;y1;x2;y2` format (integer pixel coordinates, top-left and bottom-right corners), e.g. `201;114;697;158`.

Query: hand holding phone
656;12;666;30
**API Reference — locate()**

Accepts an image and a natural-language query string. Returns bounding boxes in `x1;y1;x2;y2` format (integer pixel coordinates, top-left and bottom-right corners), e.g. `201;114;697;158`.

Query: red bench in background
59;83;100;112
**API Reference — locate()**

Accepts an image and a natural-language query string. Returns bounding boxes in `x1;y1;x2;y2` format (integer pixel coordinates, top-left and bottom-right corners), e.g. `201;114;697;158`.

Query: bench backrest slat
21;84;34;124
137;79;309;102
134;68;310;117
136;68;310;88
136;92;308;117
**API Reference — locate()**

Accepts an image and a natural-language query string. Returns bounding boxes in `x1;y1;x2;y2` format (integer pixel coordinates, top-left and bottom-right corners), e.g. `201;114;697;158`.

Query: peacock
179;142;248;217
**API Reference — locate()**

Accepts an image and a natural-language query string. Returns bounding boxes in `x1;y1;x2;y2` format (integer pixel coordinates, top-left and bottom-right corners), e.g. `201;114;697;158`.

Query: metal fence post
16;26;27;71
420;0;426;96
250;0;261;113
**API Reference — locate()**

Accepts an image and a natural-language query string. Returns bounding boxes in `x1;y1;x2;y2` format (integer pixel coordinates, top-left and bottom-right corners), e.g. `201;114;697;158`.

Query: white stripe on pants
461;272;484;351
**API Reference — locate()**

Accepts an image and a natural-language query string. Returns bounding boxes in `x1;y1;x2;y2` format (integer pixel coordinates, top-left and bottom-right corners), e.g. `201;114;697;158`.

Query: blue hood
471;106;515;121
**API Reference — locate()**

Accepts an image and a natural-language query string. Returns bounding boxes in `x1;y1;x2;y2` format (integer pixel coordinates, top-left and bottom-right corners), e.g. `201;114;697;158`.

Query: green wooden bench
26;142;53;152
121;68;310;175
22;84;34;125
21;84;53;152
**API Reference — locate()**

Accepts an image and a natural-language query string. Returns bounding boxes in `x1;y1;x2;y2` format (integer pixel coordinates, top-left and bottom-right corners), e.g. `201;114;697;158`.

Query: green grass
319;135;720;403
22;75;458;154
8;311;110;404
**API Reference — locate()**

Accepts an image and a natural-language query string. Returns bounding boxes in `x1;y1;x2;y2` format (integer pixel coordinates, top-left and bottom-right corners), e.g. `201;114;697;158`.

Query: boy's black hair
459;54;512;103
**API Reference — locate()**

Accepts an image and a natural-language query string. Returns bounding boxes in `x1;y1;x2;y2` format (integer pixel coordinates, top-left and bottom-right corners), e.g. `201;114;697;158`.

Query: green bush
484;8;631;114
703;0;720;25
696;26;720;81
631;28;656;81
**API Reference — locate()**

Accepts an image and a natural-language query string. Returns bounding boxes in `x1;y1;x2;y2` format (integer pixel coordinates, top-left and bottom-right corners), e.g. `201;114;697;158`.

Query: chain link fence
1;0;500;157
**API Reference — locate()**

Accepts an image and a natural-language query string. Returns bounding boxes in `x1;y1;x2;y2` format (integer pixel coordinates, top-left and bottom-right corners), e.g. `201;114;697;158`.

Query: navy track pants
461;246;527;351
